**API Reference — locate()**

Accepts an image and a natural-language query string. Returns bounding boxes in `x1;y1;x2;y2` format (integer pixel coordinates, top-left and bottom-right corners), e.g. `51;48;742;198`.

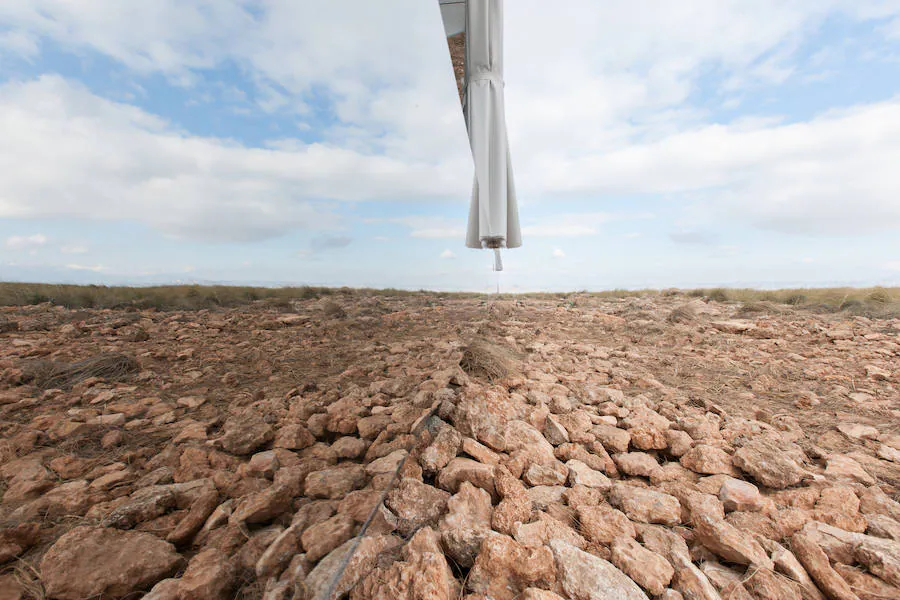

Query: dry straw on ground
23;353;140;389
459;338;522;383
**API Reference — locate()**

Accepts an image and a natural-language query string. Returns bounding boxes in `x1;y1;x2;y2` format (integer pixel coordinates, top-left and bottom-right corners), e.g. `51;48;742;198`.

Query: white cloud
522;213;612;238
0;77;466;242
60;243;89;254
885;261;900;271
66;263;103;272
440;249;456;259
5;233;47;250
379;216;466;239
552;248;565;259
1;0;900;247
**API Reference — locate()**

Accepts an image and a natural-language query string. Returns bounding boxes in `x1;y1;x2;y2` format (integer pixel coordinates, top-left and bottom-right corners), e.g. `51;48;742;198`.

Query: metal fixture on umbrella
438;0;521;272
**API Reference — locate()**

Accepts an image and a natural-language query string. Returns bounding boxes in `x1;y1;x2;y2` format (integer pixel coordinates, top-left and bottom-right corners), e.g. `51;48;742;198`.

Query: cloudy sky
2;1;900;292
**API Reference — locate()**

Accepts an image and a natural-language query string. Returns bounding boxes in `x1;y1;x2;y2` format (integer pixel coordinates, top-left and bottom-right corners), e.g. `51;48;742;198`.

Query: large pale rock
437;458;495;498
440;482;493;568
825;455;875;486
834;563;900;600
692;515;773;569
613;452;660;478
386;477;451;535
523;461;568;486
592;424;631;454
178;548;236;600
611;537;674;595
854;535;900;587
303;535;403;600
609;483;681;525
551;539;649;600
666;429;694;458
350;528;457;600
867;514;900;541
680;445;737;476
453;388;523;450
513;512;586;549
544;414;570;445
467;535;557;600
733;437;805;489
255;525;303;579
566;460;612;490
273;423;314;450
40;526;182;600
860;487;900;523
419;426;462;474
720;477;763;512
670;551;723;600
758;538;826;600
577;504;636;545
743;568;803;600
791;529;860;600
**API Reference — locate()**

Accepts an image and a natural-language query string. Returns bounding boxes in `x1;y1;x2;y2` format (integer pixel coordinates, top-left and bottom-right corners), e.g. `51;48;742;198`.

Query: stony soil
1;293;899;600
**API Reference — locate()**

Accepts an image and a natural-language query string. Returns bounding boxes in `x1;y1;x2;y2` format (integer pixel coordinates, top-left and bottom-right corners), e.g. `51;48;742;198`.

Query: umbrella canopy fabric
439;0;521;269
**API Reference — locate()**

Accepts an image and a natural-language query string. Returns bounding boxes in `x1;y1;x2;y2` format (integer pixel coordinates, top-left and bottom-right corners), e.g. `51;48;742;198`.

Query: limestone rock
609;483;681;525
40;526;182;600
611;536;674;595
551;539;649;600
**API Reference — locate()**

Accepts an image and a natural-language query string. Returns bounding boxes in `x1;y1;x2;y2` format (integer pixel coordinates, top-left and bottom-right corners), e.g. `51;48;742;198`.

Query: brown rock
302;514;356;562
461;437;501;465
440;482;493;567
492;493;534;536
613;452;660;478
825;455;875;486
468;535;557;600
386;477;451;535
733;437;805;489
758;538;825;600
178;548;236;600
743;568;803;600
419;426;462;473
577;503;637;545
332;436;368;459
860;487;900;522
834;563;900;600
520;590;566;600
670;551;723;600
680;445;737;476
609;483;681;525
692;515;774;569
867;514;900;541
255;524;302;579
611;536;674;595
666;429;694;458
305;465;367;499
544;414;570;445
701;561;752;600
523;461;568;486
167;488;219;546
218;410;273;455
273;423;314;450
40;526;182;600
436;457;495;498
593;423;631;454
514;512;586;549
720;477;763;512
350;527;457;600
566;459;612;490
230;484;292;525
791;529;860;600
854;535;900;587
304;534;404;600
551;539;649;600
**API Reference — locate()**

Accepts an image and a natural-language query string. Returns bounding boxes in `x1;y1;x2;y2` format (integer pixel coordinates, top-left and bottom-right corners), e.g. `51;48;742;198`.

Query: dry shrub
322;300;346;318
23;353;140;389
666;304;697;324
459;338;522;383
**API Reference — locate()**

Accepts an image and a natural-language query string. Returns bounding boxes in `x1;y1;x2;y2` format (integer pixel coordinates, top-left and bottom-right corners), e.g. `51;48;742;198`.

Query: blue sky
2;1;900;292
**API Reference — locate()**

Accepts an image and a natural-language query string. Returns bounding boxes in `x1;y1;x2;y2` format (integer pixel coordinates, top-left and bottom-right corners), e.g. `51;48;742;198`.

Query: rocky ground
0;292;899;600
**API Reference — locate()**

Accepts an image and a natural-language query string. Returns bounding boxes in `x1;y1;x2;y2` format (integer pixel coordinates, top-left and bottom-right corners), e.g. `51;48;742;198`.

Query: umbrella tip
493;248;503;272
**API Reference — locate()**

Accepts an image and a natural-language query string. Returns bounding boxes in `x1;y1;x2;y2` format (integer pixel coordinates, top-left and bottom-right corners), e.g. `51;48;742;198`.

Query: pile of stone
0;295;897;600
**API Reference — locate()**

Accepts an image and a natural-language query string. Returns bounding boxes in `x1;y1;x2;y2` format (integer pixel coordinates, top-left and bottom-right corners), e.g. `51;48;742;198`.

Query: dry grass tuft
666;304;697;324
459;338;522;383
23;353;140;389
322;300;347;319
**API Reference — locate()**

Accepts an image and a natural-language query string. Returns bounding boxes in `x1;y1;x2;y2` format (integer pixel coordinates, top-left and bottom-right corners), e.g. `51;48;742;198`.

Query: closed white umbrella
439;0;521;271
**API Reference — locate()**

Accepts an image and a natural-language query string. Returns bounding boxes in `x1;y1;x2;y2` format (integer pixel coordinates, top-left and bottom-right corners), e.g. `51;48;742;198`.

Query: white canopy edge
439;0;466;36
